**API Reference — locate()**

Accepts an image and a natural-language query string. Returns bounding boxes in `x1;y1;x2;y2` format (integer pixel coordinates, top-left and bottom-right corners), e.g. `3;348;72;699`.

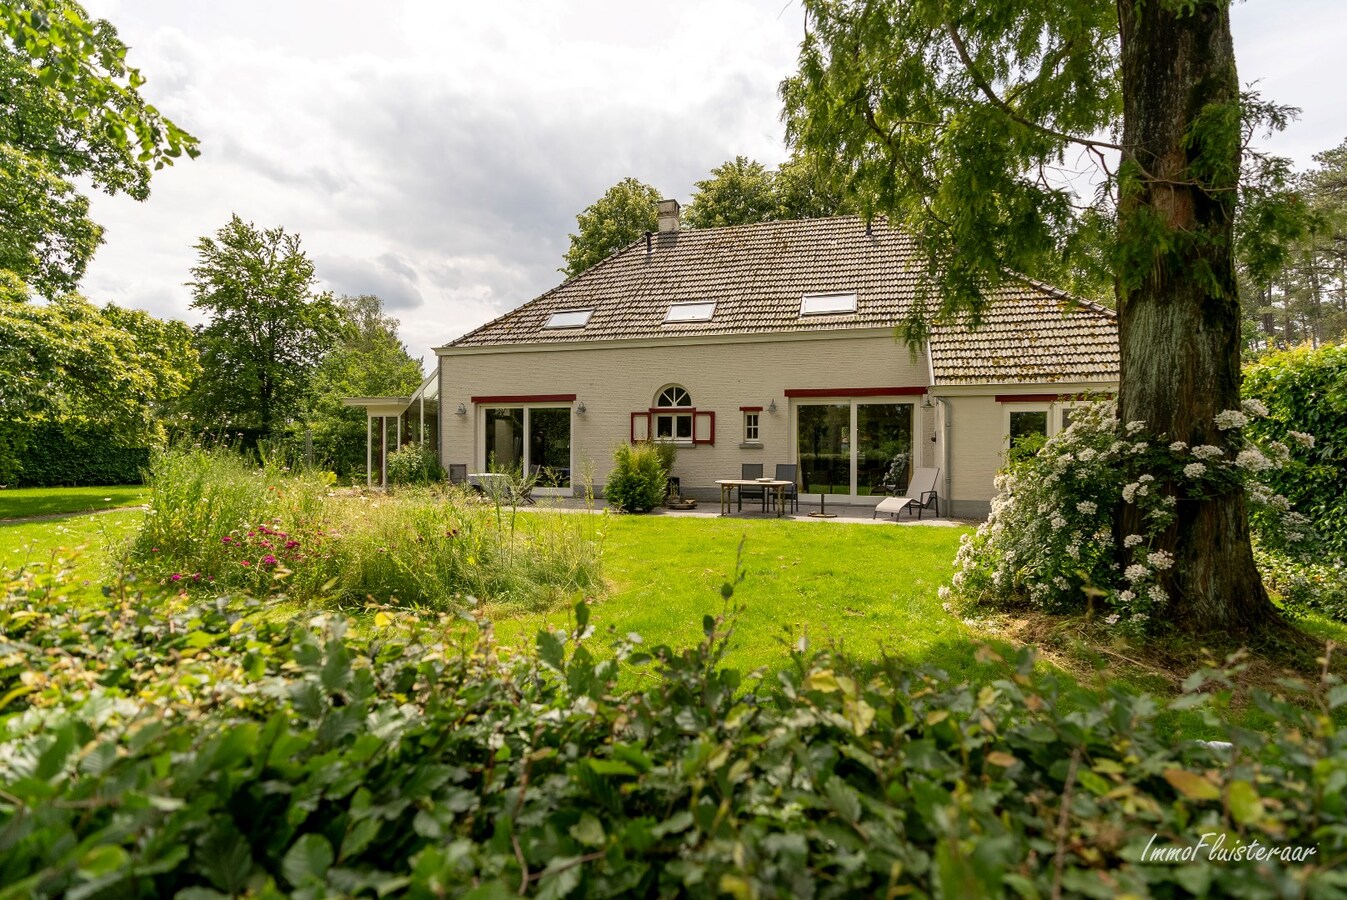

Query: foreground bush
385;443;443;486
2;572;1345;898
130;445;602;610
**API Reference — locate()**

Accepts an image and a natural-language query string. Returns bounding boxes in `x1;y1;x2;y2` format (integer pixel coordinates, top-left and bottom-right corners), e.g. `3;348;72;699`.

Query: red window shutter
692;410;715;445
630;411;651;443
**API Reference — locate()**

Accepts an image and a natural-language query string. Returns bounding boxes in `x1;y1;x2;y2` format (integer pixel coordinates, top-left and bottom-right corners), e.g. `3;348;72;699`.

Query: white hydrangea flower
1118;590;1136;603
1147;550;1174;570
1139;475;1154;483
1136;483;1149;497
1066;543;1080;560
1169;441;1188;453
1076;500;1097;515
1235;449;1273;472
1148;585;1168;603
1126;420;1147;435
1268;441;1291;463
1124;534;1144;548
1105;613;1120;625
1183;462;1206;478
1241;398;1269;418
1077;448;1096;462
1131;442;1150;454
1124;564;1149;582
1162;495;1177;507
937;585;951;601
1289;430;1315;449
1192;445;1224;460
1214;409;1248;430
1122;483;1138;503
1050;514;1067;530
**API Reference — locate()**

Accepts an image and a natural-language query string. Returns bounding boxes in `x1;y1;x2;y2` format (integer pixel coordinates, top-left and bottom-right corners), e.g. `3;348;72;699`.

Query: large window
796;400;913;497
483;406;572;488
654;385;693;441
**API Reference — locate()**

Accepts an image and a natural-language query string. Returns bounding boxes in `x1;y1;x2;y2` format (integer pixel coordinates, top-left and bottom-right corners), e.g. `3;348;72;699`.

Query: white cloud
75;0;1347;368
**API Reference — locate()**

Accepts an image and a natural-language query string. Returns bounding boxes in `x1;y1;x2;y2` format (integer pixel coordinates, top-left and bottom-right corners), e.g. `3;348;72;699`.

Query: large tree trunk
1115;1;1276;634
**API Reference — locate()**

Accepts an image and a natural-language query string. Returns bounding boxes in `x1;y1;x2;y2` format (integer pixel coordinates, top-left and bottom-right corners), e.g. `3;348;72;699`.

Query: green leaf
568;813;606;847
1227;779;1264;824
1162;769;1221;801
196;823;252;894
282;833;334;888
537;629;566;671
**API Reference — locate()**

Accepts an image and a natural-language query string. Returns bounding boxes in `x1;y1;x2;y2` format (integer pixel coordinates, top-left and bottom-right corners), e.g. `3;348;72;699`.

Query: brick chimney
657;198;680;233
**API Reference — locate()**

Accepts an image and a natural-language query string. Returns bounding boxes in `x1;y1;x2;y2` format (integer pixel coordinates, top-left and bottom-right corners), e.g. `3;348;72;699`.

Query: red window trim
471;393;577;404
739;406;763;412
631;408;715;445
784;386;928;398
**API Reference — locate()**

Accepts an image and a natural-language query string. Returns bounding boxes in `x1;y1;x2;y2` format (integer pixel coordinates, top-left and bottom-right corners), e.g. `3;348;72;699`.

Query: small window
1008;410;1049;456
664;301;716;323
800;292;857;315
744;411;760;442
543;309;593;329
656;386;692;408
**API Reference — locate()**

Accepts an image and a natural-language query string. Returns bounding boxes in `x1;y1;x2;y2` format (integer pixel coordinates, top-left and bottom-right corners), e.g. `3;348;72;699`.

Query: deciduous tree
0;0;198;296
562;178;661;278
187;216;339;437
783;0;1290;634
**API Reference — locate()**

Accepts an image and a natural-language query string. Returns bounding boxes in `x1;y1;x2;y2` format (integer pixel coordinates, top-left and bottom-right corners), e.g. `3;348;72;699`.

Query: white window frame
543;309;593;329
790;398;917;502
743;411;760;443
478;403;574;496
664;301;716;323
800;292;858;316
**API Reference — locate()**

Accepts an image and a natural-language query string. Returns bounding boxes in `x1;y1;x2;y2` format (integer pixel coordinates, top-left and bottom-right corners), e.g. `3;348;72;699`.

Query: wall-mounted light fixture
767;399;777;414
456;403;467;416
576;401;587;414
921;394;935;410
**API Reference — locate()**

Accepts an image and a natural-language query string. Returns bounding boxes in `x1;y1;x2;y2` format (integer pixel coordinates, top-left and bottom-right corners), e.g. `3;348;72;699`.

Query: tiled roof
928;277;1119;386
445;216;1118;386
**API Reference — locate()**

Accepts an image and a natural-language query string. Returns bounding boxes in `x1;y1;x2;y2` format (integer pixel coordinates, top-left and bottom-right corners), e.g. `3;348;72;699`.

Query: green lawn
491;516;997;683
0;508;143;603
0;485;147;520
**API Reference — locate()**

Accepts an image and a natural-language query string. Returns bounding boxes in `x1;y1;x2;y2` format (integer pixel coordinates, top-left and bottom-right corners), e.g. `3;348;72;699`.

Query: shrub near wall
13;422;148;486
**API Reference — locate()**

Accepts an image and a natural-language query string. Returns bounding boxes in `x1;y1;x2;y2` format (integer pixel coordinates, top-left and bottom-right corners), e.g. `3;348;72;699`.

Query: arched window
655;385;693;440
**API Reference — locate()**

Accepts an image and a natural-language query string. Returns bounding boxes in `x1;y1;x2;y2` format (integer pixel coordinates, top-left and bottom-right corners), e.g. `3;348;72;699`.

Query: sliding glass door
795;400;914;499
482;406;572;490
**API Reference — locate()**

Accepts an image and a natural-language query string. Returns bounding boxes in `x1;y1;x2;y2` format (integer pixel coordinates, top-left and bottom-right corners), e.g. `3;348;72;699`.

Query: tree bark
1115;0;1277;634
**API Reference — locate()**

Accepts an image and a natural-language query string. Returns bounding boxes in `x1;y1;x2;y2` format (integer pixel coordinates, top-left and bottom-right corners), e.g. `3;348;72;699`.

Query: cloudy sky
78;0;1347;370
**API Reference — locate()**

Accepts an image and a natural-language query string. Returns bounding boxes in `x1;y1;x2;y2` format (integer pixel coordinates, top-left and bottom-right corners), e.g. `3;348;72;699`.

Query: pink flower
261;554;277;566
284;540;299;549
170;574;182;582
221;536;233;544
151;547;160;553
240;560;251;567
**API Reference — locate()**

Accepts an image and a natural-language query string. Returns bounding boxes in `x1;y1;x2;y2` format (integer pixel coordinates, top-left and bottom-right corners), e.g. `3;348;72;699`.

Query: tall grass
128;445;603;611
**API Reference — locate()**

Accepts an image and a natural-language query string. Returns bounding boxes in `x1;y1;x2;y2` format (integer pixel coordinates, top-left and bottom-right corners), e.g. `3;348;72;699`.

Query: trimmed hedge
11;422;148;487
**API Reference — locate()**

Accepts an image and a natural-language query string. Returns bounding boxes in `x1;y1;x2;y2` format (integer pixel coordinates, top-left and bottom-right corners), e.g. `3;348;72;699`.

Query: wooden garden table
714;479;793;518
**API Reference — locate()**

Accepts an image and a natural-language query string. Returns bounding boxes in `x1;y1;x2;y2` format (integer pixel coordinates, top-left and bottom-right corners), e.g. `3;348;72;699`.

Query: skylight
543;309;593;329
800;292;857;315
664;301;716;323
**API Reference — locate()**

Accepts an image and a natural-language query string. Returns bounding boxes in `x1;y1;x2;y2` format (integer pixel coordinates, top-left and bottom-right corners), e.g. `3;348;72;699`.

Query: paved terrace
522;496;967;526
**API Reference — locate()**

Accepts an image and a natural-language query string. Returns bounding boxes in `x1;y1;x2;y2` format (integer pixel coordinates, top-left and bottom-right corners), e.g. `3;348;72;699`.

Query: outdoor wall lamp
455;403;467;416
921;395;935;410
576;401;587;414
767;399;777;413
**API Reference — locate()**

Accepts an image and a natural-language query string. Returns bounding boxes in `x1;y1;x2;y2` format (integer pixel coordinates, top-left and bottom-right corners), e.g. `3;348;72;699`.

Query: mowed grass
0;485;147;520
490;516;991;681
1;508;143;604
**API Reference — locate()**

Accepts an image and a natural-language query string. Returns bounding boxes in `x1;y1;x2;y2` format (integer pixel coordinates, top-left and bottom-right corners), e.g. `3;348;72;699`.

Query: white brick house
349;201;1119;517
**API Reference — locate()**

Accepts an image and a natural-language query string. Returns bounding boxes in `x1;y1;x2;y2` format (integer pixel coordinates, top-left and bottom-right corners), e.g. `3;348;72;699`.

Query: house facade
351;201;1119;518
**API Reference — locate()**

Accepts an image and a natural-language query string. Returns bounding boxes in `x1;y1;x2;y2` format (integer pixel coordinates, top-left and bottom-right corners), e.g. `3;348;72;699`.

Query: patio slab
523;496;967;526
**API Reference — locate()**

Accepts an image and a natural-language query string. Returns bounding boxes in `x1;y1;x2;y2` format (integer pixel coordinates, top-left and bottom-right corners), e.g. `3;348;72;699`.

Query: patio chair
738;463;764;512
873;467;940;520
448;464;468;485
771;463;799;513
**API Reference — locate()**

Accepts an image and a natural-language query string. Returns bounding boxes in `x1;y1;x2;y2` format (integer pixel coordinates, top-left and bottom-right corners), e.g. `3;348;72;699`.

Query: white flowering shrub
946;399;1336;634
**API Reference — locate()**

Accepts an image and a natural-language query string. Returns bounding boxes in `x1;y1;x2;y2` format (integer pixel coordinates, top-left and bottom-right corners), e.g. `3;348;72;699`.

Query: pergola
342;373;439;487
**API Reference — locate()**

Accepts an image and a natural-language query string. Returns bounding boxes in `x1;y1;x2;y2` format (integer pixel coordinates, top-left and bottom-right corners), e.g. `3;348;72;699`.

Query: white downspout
366;415;373;489
937;397;952;518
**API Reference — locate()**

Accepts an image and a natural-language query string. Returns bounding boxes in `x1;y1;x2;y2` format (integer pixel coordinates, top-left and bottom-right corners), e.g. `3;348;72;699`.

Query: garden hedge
10;422;148;487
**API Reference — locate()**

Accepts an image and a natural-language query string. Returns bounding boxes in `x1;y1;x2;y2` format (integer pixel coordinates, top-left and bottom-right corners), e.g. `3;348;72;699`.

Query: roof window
664;301;716;323
543;309;593;329
800;292;857;315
